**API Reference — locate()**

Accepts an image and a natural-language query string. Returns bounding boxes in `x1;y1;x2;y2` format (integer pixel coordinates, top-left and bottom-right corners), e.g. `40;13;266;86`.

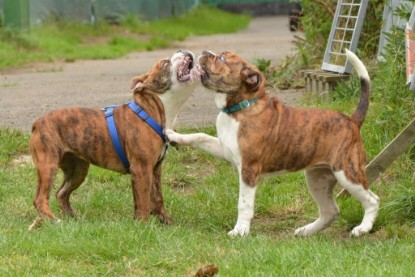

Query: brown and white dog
29;50;201;230
167;50;380;237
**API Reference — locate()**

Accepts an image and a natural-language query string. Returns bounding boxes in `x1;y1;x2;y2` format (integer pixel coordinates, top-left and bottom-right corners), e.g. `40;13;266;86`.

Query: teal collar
221;98;258;113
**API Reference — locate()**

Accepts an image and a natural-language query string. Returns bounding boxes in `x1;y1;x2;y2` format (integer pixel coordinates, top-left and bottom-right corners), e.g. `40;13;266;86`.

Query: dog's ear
241;67;262;92
130;73;149;93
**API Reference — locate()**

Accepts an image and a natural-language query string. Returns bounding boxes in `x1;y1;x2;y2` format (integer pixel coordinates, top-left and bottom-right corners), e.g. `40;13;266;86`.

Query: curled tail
345;49;371;129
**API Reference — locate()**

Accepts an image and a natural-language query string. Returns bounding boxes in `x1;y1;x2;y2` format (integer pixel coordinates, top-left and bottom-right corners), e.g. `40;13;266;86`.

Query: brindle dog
167;50;380;237
29;50;201;230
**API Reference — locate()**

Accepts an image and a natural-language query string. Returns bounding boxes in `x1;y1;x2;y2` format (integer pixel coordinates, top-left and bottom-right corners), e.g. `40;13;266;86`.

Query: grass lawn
1;4;414;276
0;121;414;276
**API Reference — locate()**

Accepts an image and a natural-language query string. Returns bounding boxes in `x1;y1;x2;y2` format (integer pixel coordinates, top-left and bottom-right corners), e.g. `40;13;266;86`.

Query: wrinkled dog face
171;50;195;83
130;58;173;94
130;50;201;94
170;50;204;88
198;51;264;94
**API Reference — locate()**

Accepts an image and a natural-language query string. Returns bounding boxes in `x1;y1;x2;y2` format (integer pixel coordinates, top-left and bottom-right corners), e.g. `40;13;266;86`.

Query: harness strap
105;107;130;172
128;102;166;143
104;102;167;173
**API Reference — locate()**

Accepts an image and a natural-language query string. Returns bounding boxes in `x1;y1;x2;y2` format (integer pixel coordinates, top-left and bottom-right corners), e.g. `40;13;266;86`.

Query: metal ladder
322;0;369;74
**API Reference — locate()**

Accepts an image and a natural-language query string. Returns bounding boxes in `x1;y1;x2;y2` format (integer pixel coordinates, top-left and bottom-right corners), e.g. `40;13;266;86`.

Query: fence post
3;0;30;29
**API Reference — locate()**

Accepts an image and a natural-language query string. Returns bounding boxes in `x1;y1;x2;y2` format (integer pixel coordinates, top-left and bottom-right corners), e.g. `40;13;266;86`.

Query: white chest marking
216;111;241;167
214;93;227;110
158;83;196;129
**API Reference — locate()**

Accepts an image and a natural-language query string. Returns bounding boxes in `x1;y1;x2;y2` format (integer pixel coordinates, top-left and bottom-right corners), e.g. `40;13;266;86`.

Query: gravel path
0;16;303;132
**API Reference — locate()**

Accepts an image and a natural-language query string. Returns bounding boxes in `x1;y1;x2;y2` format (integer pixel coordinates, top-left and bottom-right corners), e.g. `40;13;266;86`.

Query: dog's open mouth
177;54;194;82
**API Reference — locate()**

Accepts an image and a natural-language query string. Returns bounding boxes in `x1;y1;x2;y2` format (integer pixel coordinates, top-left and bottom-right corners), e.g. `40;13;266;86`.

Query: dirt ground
0;16;303;132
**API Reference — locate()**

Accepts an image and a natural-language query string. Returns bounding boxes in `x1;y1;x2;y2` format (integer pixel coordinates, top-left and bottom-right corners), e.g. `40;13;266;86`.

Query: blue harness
104;101;167;173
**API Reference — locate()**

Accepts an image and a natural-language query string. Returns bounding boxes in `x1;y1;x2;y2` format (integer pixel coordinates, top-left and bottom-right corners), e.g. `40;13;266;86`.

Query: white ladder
322;0;369;74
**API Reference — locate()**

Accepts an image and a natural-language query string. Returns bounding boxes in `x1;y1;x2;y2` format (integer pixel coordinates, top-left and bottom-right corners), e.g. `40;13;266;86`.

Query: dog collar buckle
221;98;258;113
239;100;250;110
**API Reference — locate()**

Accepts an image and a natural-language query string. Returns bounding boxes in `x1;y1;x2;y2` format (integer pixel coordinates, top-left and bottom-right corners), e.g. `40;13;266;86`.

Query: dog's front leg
166;129;226;160
150;162;174;225
228;170;258;237
130;166;152;221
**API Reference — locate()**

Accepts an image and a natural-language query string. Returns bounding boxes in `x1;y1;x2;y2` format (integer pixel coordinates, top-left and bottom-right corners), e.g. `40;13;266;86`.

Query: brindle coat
29;58;173;229
167;50;379;237
199;51;368;187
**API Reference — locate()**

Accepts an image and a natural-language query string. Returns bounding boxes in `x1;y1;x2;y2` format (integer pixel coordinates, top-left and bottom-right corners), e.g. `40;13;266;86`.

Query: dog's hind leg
56;153;90;217
334;170;380;237
29;153;60;230
29;124;64;230
295;167;339;236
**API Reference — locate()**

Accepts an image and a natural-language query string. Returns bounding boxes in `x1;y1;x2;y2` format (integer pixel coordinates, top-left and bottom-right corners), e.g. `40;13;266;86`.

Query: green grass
1;122;415;275
1;4;414;273
0;6;250;70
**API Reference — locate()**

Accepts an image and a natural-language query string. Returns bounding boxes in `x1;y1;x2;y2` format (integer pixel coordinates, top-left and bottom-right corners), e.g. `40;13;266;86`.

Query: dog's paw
156;212;175;225
165;129;183;145
294;225;318;237
350;225;371;237
228;224;250;237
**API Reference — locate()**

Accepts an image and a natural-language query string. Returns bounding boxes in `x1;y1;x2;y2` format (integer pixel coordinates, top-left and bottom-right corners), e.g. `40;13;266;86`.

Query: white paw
228;224;250;237
165;129;182;144
294;225;318;237
165;128;175;136
351;225;371;237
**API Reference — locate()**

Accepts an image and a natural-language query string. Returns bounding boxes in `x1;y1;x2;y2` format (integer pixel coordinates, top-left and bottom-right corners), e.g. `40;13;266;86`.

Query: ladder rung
334;27;356;31
338;15;358;19
340;3;362;7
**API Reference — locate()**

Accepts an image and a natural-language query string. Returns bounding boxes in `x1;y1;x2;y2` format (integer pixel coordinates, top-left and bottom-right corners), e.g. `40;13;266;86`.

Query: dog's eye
219;55;226;62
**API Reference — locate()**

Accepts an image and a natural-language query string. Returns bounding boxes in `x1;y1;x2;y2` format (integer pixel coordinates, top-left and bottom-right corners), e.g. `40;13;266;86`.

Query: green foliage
298;0;384;62
383;182;415;224
294;0;334;67
295;1;415;227
264;0;386;88
0;5;250;70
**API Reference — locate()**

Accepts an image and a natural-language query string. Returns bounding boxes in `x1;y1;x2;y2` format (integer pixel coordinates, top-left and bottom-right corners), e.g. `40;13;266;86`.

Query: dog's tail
345;49;371;129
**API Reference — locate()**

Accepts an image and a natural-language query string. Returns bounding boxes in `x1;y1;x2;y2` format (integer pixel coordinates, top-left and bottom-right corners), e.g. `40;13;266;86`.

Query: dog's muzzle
176;50;194;82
